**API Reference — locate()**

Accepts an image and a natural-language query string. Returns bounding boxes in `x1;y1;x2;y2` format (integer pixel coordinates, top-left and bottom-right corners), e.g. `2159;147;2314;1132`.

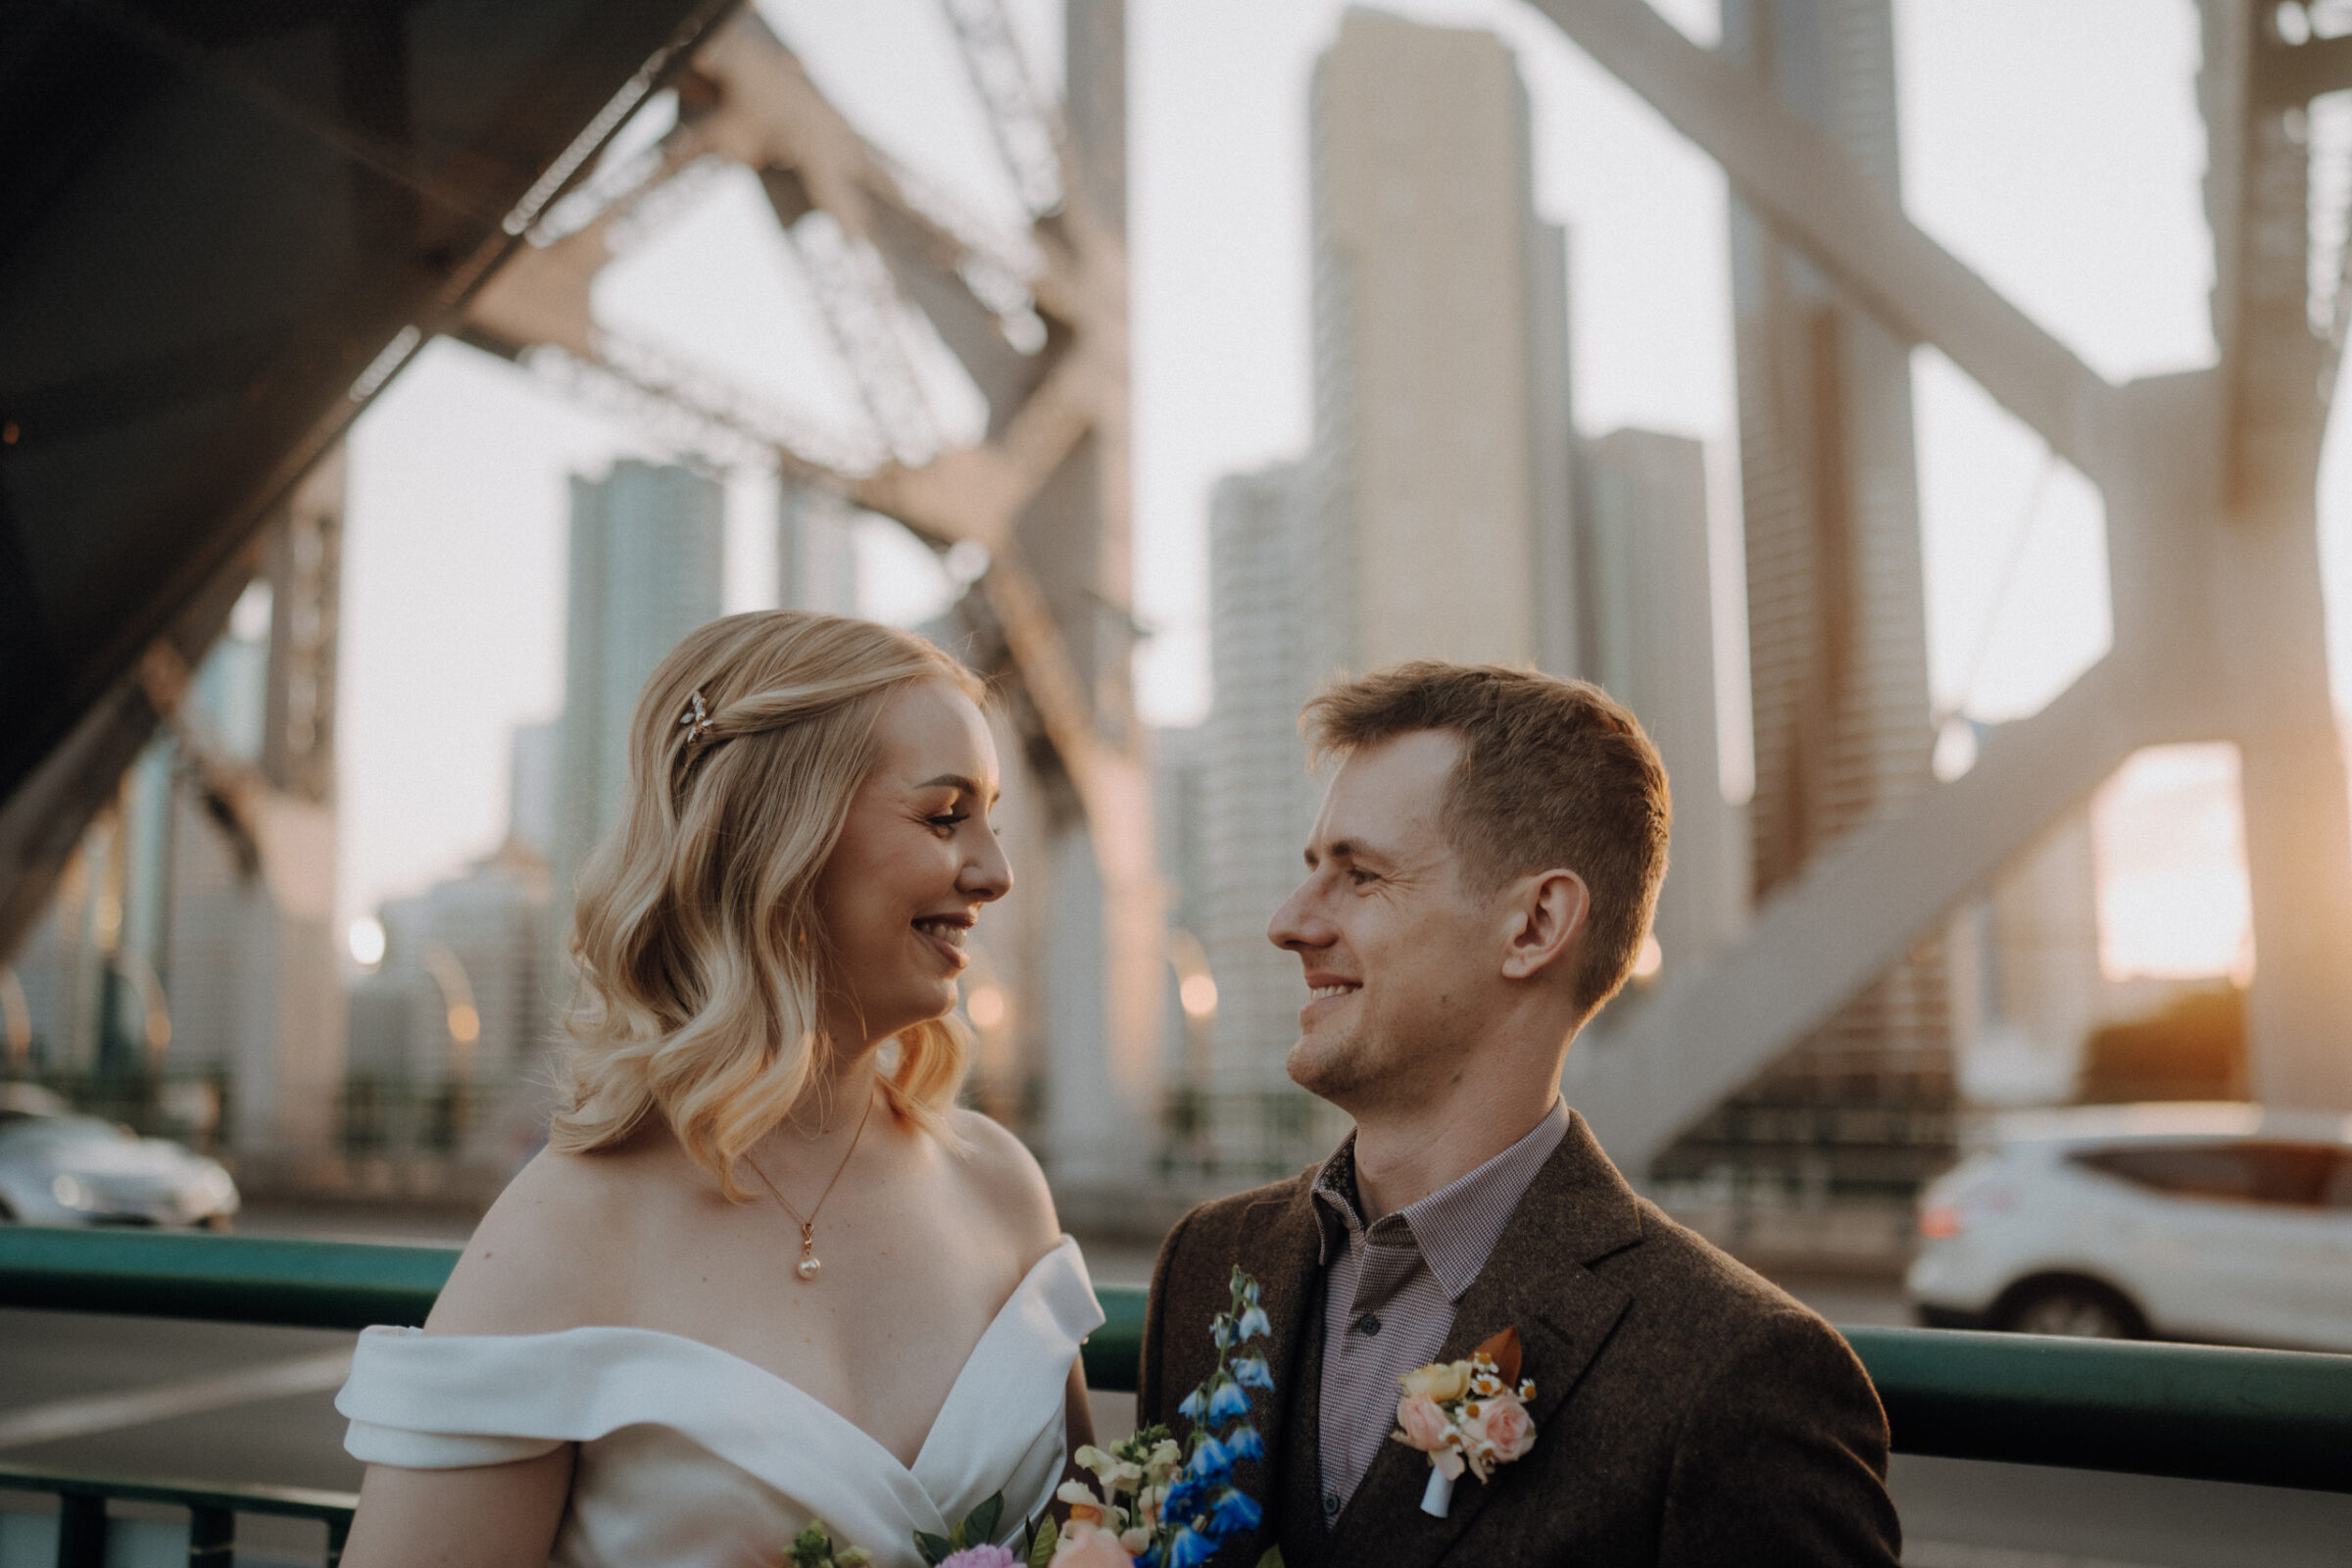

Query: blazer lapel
1273;1289;1331;1568
1323;1114;1645;1567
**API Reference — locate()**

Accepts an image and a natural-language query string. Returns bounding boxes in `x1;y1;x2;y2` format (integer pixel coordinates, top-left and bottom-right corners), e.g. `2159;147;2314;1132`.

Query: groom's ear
1497;868;1590;982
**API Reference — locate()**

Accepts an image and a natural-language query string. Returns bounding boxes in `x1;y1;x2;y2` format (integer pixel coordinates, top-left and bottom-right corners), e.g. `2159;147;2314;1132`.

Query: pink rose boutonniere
1389;1327;1539;1518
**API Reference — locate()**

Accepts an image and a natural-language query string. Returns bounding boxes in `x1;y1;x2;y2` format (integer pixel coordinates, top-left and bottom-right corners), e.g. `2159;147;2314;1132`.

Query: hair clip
678;689;714;746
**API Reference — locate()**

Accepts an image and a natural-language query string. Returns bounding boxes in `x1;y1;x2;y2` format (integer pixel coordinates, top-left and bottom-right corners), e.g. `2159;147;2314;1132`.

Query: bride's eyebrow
914;772;1001;807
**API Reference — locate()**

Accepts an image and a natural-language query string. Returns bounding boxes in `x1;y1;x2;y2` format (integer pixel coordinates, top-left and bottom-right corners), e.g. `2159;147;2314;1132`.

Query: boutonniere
1390;1327;1539;1518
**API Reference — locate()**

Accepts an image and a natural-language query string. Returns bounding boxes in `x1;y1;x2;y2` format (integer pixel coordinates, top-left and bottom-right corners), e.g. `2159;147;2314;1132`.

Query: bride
337;611;1101;1568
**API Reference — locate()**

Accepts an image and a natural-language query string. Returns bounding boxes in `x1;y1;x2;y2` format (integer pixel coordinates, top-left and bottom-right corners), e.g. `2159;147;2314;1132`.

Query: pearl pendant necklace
747;1087;875;1285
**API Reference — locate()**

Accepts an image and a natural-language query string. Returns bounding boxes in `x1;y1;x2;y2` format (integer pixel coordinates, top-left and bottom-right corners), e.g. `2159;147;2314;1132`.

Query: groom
1137;662;1901;1565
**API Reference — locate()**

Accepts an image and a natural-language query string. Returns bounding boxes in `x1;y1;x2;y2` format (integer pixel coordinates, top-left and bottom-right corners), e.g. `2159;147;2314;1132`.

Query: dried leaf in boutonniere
1389;1326;1539;1518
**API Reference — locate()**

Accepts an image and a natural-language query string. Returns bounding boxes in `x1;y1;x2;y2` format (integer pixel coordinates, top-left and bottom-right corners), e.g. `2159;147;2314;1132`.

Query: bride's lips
913;913;974;970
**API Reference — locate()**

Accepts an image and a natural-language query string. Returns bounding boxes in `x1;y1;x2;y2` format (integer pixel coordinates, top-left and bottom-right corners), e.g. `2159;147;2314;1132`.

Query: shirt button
1323;1492;1342;1517
1356;1312;1382;1336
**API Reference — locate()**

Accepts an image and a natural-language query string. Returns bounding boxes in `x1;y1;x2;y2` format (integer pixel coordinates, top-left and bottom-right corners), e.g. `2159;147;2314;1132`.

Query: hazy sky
338;0;2324;977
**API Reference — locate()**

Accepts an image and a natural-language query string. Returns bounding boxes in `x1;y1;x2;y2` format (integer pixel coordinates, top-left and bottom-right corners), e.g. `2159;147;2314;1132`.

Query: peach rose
1399;1359;1472;1402
1050;1521;1137;1568
1462;1391;1537;1465
1395;1393;1456;1453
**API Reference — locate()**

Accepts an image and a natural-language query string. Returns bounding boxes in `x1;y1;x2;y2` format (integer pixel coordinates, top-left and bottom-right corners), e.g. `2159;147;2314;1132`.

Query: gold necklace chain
745;1086;876;1283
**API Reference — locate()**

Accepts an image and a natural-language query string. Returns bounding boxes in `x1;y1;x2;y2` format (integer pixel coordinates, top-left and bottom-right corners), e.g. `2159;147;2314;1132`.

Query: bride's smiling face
813;679;1011;1049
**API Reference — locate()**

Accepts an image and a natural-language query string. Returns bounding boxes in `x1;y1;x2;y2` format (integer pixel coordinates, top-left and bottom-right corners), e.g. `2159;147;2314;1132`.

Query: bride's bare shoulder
424;1135;663;1336
947;1107;1060;1263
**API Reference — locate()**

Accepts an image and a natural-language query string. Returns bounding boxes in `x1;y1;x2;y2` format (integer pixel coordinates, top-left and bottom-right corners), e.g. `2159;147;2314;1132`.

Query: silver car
0;1090;239;1228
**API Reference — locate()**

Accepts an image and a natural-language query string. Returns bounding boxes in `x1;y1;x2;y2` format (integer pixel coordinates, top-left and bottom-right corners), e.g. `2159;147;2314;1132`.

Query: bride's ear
1498;869;1589;981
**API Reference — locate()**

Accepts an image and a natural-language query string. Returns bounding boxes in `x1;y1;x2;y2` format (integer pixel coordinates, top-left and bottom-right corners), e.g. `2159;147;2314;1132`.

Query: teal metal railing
0;1464;355;1567
5;1225;2352;1562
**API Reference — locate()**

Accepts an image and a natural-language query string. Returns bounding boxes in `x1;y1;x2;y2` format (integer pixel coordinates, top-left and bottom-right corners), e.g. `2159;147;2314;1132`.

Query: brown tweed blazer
1136;1111;1902;1567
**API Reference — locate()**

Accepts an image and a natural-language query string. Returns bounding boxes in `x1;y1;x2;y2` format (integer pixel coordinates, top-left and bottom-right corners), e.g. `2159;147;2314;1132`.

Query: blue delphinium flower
1154;1268;1276;1567
1235;1277;1271;1343
1165;1472;1208;1514
1210;1487;1262;1534
1164;1526;1217;1567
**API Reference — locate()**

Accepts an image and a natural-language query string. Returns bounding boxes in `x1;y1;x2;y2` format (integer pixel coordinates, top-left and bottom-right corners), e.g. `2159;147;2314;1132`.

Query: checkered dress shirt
1308;1097;1572;1520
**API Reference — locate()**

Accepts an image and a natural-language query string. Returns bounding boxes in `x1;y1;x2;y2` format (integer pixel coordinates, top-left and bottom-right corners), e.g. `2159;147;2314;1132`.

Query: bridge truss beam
1532;0;2352;1165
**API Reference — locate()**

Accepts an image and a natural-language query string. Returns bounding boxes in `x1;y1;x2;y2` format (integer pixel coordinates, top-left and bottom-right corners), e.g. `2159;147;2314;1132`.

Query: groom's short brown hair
1303;662;1671;1016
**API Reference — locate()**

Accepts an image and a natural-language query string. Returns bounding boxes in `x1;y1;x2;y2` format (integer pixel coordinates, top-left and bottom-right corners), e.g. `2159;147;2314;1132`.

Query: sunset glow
2094;745;2256;982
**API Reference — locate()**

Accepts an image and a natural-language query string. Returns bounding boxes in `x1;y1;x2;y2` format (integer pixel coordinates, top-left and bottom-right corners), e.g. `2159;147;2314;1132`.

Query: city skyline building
1946;803;2105;1107
506;719;560;867
348;712;557;1179
1189;9;1766;1176
779;478;860;616
1189;12;1591;1170
1577;429;1749;987
548;459;725;1014
1198;462;1326;1167
1306;8;1575;681
349;844;550;1090
1671;0;1952;1193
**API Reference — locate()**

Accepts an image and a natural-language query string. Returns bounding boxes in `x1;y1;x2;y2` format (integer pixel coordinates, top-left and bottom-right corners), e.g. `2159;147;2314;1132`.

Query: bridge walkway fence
3;1228;2350;1564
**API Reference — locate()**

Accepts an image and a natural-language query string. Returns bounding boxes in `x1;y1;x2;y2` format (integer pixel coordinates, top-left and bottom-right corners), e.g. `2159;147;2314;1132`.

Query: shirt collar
1309;1097;1571;1300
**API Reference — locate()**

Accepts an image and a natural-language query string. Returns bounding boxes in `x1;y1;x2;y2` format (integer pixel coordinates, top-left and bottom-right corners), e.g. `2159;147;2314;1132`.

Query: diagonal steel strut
1525;0;2123;486
1566;659;2150;1168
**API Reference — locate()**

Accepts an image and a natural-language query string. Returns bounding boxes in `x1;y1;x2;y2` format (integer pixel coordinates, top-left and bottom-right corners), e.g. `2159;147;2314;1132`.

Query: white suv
1906;1102;2352;1350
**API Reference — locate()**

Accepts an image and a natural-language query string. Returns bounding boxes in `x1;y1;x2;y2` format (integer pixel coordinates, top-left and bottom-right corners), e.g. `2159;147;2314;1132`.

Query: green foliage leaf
1025;1514;1060;1568
1256;1549;1287;1568
912;1529;954;1565
962;1493;1004;1547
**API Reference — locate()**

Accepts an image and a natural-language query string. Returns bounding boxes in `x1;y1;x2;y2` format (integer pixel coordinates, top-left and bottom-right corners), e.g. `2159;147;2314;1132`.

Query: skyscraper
550;460;725;968
1307;8;1575;680
778;478;859;616
1188;13;1592;1170
1946;803;2104;1107
1677;0;1948;1191
1578;430;1748;983
1200;463;1328;1166
348;714;558;1176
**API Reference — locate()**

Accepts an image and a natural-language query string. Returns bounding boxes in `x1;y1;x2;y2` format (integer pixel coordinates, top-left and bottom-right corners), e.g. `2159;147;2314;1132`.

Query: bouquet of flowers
785;1270;1280;1568
782;1521;872;1567
784;1493;1042;1568
1389;1327;1538;1518
1048;1267;1276;1568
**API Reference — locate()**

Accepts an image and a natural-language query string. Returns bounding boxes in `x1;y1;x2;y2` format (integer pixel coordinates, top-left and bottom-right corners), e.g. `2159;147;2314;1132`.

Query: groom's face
1270;730;1501;1109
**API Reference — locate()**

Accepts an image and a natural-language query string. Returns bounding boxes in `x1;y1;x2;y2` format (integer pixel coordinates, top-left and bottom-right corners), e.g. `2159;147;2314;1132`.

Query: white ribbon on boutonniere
1389;1326;1539;1519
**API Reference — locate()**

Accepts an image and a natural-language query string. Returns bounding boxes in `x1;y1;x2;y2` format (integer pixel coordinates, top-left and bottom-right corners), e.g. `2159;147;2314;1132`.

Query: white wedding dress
336;1236;1102;1568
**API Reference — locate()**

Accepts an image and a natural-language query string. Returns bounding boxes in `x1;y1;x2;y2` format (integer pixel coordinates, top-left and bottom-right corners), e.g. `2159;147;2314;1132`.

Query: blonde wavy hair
549;610;985;1198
